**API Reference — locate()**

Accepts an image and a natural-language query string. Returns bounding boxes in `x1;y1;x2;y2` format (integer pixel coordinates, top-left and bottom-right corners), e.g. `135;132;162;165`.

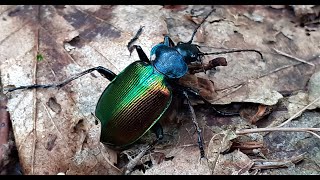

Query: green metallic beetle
95;59;173;147
7;9;262;158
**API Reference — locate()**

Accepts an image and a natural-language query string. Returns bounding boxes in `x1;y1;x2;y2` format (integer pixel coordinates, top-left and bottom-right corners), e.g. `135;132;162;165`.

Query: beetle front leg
127;26;144;52
129;45;151;65
182;91;206;159
6;66;117;92
125;26;151;65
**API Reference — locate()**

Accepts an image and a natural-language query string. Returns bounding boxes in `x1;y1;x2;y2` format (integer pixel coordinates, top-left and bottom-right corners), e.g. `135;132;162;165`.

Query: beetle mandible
7;8;263;159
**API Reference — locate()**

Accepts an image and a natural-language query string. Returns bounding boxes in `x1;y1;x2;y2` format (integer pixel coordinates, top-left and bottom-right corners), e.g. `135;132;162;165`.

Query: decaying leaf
207;130;242;174
287;92;309;118
291;5;316;18
0;75;20;175
307;70;320;109
2;5;165;175
230;141;265;155
239;104;273;124
280;70;320;121
210;149;254;175
0;83;10;174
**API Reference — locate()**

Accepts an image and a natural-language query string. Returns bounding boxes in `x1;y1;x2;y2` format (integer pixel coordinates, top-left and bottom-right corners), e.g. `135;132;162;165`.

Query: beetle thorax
150;44;188;79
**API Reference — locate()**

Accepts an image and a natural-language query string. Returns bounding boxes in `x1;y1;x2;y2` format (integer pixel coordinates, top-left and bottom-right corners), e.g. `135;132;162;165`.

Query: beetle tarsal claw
199;156;209;165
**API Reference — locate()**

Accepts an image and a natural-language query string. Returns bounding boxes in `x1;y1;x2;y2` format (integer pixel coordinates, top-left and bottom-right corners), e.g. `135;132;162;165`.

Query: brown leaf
179;74;217;101
0;89;10;173
210;149;254;175
240;104;272;124
1;5;146;175
230;141;265;155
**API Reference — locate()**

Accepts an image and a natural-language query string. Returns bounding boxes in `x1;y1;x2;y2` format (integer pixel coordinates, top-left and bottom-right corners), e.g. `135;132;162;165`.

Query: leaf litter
0;5;319;175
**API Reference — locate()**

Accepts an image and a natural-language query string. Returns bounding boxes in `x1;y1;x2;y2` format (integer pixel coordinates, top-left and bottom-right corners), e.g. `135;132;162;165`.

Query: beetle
6;8;263;159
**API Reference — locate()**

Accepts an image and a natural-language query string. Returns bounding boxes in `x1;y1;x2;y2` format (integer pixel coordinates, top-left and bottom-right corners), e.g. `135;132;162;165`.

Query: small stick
123;139;159;175
236;127;320;140
252;152;306;169
277;96;320;127
306;130;320;139
123;144;151;175
272;48;315;66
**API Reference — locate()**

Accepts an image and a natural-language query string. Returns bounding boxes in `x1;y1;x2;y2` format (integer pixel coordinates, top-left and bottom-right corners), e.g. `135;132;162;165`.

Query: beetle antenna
199;49;264;60
188;8;215;44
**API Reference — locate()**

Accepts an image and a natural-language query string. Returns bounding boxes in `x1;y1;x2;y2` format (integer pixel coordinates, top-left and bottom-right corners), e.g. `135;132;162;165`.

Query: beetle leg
183;87;239;116
151;121;164;141
129;45;151;64
6;66;117;92
127;26;144;52
182;91;206;158
170;81;239;116
163;35;175;47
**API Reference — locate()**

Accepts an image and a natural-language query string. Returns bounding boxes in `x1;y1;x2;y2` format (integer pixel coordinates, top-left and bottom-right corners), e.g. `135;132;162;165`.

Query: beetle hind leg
6;66;117;92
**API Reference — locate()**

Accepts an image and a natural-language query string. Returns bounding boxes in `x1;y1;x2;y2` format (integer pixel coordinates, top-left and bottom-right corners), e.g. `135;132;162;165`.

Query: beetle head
174;42;203;64
150;44;188;79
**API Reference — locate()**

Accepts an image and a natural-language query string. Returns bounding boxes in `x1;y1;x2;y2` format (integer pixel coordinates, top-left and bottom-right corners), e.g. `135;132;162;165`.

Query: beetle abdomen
95;61;172;147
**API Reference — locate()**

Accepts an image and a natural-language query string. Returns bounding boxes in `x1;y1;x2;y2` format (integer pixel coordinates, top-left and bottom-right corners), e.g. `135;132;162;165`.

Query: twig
252;152;306;169
277;96;320;127
209;132;228;174
236;127;320;140
306;131;320;139
31;5;42;174
124;144;152;175
257;64;293;79
272;48;315;66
